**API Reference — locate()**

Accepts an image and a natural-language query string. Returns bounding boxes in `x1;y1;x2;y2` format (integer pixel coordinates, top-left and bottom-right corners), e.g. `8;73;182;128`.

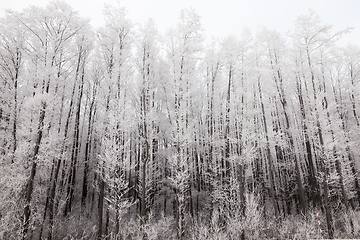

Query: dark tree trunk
296;74;321;209
12;59;19;158
23;103;46;239
224;65;232;183
271;53;307;214
81;79;98;207
308;50;333;238
257;76;279;219
47;74;76;238
98;177;105;240
65;50;86;215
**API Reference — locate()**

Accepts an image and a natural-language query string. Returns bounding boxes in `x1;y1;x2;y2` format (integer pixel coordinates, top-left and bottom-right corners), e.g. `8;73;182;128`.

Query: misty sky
1;0;359;45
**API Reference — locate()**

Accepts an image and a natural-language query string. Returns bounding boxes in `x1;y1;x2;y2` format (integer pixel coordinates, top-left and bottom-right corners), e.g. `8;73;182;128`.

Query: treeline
0;1;360;239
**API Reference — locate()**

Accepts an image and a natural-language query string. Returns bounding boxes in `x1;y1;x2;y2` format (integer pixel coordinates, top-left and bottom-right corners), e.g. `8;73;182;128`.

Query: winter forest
1;1;360;239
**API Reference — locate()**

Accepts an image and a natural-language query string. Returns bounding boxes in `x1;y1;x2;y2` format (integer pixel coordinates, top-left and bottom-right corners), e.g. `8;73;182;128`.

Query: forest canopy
0;1;360;239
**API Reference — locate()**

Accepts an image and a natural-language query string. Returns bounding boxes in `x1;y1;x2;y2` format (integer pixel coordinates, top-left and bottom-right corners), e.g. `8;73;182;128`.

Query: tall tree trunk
23;102;46;239
295;72;321;209
98;88;112;240
48;72;76;238
349;63;360;127
65;59;85;215
271;50;307;214
348;64;360;204
139;41;151;226
23;51;52;237
98;173;105;240
65;49;86;215
207;58;219;220
11;48;20;159
224;65;232;183
81;78;98;207
257;76;279;219
140;147;148;224
307;49;333;238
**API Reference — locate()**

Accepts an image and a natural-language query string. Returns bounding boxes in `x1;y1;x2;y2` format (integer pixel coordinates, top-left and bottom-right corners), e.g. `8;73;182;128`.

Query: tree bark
81;77;98;207
308;49;333;238
270;47;307;214
257;76;279;219
11;48;20;158
23;103;46;239
295;73;321;209
224;65;232;183
98;175;105;240
65;48;86;215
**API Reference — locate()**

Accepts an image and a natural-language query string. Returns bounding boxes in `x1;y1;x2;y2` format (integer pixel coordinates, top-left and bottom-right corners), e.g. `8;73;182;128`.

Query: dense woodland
1;1;360;239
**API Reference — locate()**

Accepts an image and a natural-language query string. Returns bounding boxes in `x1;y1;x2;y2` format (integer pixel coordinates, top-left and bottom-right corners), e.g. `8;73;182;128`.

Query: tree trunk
349;65;360;204
98;176;105;240
308;50;333;238
296;73;321;209
11;54;19;158
257;76;279;219
141;156;147;223
271;51;307;214
48;73;77;238
224;65;232;184
23;103;46;238
81;79;98;207
65;50;86;215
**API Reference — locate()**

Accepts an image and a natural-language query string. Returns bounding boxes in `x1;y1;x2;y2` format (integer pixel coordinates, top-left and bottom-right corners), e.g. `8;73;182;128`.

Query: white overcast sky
1;0;359;45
